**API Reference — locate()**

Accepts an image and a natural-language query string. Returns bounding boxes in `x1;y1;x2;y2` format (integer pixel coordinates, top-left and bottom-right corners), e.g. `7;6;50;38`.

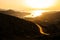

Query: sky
0;0;60;12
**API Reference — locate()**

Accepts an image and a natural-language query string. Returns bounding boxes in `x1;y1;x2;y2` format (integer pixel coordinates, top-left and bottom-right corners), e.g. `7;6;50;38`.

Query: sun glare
24;10;46;18
31;10;45;17
25;0;56;8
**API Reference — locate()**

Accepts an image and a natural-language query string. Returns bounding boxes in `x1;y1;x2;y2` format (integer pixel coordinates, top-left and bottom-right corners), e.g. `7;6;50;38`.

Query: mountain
0;13;41;40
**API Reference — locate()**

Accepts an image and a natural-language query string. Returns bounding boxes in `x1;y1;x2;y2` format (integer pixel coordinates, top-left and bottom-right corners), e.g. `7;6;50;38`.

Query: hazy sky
0;0;60;12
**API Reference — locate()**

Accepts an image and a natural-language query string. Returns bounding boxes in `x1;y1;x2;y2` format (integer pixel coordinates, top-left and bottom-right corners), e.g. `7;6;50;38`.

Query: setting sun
25;0;56;8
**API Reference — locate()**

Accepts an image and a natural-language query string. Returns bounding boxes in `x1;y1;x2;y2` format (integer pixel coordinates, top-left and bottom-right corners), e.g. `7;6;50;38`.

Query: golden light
25;0;56;8
36;23;50;35
31;10;46;17
24;10;46;18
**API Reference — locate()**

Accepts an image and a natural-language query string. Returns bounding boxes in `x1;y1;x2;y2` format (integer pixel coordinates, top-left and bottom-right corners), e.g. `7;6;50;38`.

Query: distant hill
35;11;60;24
0;9;30;18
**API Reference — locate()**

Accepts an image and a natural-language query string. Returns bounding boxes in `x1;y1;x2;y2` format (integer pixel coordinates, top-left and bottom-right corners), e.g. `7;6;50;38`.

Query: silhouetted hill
0;13;42;40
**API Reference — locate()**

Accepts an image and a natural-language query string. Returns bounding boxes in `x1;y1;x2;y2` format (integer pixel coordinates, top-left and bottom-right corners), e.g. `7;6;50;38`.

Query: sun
25;0;56;8
24;10;46;18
